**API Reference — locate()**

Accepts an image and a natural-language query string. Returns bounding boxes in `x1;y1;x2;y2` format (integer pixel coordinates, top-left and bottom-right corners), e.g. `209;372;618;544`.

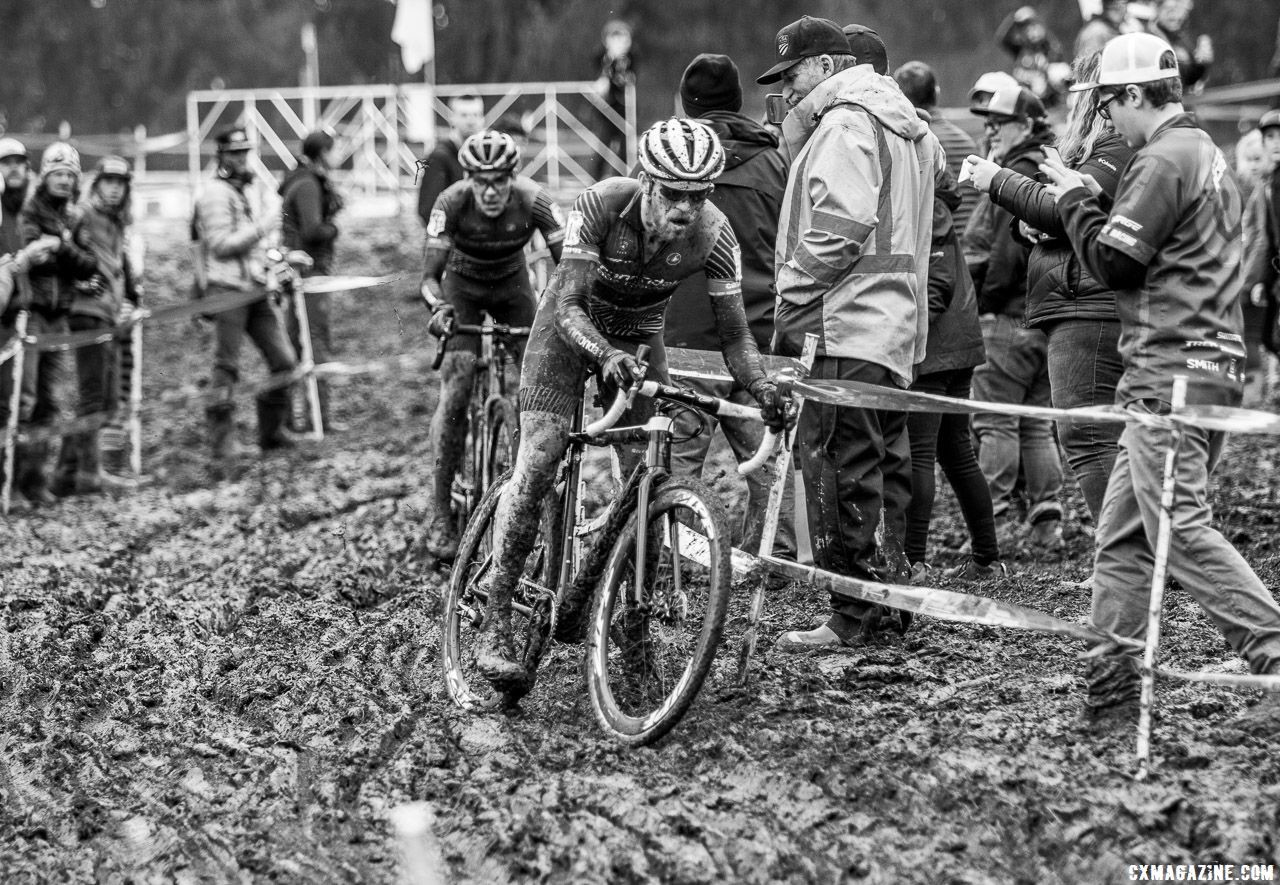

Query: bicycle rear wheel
585;476;732;745
441;472;562;710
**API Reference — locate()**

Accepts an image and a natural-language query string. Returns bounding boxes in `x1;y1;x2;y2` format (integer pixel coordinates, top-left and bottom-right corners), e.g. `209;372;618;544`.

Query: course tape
1155;667;1280;692
757;554;1145;652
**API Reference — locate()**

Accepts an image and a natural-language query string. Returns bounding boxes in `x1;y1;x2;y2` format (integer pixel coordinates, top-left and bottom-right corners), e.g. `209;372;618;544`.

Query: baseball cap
681;54;744;116
1259;109;1280;134
971;86;1047;122
968;71;1021;103
842;24;888;76
215;126;252;152
1069;32;1178;92
756;16;851;85
95;155;132;180
0;138;27;162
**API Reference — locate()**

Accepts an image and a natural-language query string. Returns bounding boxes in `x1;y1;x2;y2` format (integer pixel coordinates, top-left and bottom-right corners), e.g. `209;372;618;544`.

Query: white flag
391;0;435;74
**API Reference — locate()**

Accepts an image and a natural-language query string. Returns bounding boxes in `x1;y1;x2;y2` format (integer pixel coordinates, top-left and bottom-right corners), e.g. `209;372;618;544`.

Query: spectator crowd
2;0;1280;734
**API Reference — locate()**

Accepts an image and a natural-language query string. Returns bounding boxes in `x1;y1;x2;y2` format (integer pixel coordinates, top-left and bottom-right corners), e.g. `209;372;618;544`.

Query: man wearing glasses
1043;32;1280;733
418;130;565;561
469;118;789;687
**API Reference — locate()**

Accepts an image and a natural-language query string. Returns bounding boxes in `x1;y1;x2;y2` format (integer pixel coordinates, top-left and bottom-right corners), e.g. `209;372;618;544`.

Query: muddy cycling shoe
474;623;528;689
776;613;862;652
422;514;460;563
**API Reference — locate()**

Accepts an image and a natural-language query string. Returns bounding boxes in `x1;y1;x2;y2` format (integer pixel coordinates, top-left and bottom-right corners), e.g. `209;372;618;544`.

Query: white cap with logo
1069;32;1179;92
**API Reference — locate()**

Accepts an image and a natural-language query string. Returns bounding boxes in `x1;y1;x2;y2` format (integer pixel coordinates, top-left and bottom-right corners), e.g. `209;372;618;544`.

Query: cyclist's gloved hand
749;379;794;432
428;304;456;338
601;349;644;390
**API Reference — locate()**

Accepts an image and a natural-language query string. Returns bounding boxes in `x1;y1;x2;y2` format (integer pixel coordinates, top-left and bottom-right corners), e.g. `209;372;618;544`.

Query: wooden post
1134;374;1187;780
128;317;144;476
292;290;325;441
3;312;29;515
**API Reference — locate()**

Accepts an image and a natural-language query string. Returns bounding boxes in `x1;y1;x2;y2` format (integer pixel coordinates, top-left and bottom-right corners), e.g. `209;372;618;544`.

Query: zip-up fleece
774;64;942;387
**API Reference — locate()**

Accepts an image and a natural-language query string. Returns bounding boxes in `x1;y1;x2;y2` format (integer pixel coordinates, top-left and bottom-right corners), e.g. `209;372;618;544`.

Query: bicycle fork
632;416;679;608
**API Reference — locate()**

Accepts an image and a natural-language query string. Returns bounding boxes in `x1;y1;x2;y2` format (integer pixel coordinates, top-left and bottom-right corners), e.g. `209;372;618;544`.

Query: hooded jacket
71;172;140;324
919;169;984;375
970;127;1055;318
20;182;99;315
279;161;341;273
664;110;785;353
774;64;942;386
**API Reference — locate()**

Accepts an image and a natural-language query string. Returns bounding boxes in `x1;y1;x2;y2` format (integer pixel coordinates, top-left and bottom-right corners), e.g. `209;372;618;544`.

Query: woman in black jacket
963;52;1133;525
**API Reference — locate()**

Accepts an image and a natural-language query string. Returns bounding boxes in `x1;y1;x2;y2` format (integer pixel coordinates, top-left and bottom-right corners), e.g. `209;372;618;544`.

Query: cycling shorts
441;269;535;356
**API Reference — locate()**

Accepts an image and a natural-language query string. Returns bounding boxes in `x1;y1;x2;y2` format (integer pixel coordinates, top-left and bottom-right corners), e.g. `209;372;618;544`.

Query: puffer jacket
972;129;1055;319
665;110;785;353
775;64;943;386
919;170;984;375
71;179;139;324
192;176;265;292
987;129;1133;328
20;183;99;315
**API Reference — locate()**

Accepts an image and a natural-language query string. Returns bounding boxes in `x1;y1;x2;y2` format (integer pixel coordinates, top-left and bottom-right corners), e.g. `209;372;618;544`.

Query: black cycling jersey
425;176;564;281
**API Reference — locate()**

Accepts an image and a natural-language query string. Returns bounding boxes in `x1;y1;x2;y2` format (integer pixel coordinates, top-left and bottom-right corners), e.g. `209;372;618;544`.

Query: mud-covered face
44;169;77;199
640;174;712;241
468;171;514;218
0;157;27;194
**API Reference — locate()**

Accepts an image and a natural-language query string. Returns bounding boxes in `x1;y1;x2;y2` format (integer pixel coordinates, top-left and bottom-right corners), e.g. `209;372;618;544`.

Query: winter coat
279;162;341;274
20;183;99;315
1;183;26;258
71;181;139;324
664;110;785;353
987;129;1133;329
968;129;1055;319
192;176;265;292
919;170;984;375
1244;170;1280;353
416;137;463;229
774;64;943;386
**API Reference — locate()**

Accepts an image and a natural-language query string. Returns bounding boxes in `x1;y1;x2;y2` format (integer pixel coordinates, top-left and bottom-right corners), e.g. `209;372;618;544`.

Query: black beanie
680;53;743;117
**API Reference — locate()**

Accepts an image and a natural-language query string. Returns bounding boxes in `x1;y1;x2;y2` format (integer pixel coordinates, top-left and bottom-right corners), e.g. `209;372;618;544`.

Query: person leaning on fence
192;126;297;466
1043;32;1280;734
280;129;344;433
49;156;141;498
415;95;485;232
661;52;797;562
759;17;943;649
14;142;101;507
894;61;981;237
965;86;1065;552
418;130;565;561
963;51;1135;530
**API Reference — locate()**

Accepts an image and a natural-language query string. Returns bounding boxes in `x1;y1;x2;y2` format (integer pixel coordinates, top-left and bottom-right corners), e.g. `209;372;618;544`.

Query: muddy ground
2;218;1278;884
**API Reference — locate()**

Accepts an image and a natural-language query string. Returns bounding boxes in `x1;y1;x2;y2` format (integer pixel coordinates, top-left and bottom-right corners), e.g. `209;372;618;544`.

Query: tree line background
1;0;1275;139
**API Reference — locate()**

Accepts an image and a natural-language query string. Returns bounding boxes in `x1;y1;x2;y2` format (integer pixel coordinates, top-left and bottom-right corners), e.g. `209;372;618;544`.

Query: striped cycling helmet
637;118;724;187
459;130;521;174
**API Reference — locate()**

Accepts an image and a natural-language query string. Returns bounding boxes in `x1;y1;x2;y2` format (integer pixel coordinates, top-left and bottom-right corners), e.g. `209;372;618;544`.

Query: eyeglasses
470;173;512;191
1096;91;1124;121
983;115;1021;132
658;184;713;204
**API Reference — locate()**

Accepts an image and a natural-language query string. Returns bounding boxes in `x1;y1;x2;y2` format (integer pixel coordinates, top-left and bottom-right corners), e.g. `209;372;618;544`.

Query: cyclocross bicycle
432;319;531;538
442;354;778;746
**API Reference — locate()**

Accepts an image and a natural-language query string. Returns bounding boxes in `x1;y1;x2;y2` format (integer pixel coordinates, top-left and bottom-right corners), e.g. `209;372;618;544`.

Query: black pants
797;356;911;619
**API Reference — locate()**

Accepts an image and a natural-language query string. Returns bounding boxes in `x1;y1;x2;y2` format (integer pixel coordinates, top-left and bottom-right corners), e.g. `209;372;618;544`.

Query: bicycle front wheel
441;472;562;710
585;476;732;745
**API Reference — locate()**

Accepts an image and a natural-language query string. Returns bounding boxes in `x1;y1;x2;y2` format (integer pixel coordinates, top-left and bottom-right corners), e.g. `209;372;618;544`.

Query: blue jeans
970;315;1062;523
906;367;999;565
669;375;797;558
1045;318;1123;522
1087;415;1280;706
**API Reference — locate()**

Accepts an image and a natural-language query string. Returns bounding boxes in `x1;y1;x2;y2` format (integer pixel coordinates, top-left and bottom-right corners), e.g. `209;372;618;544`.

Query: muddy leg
423;351;477;560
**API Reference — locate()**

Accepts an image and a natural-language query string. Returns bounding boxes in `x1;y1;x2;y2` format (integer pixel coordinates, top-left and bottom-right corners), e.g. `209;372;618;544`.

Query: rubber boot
50;434;81;497
15;439;56;507
99;426;138;491
206;405;238;463
257;393;295;452
79;429;135;495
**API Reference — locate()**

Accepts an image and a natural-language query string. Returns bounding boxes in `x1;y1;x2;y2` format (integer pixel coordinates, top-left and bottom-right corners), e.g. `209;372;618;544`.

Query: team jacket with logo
425;176;564;281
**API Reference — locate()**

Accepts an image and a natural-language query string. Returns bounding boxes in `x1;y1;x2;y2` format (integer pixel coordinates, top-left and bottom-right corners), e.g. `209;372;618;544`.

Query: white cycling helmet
459;130;521;174
638;118;724;189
